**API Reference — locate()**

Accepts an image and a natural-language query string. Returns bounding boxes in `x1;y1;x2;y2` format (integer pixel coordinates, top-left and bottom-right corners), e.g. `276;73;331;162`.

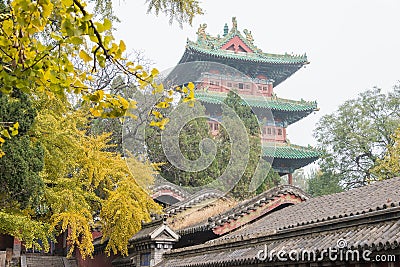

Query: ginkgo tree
33;95;161;257
0;0;203;258
373;128;400;179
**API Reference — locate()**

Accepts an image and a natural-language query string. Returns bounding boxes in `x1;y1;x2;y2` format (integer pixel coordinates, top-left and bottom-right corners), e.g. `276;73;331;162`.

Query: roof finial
232;17;237;31
223;23;228;36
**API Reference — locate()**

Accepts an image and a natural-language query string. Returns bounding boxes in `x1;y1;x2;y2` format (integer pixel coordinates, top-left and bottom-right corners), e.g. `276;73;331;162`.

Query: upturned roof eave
184;41;308;65
263;143;322;159
195;92;318;113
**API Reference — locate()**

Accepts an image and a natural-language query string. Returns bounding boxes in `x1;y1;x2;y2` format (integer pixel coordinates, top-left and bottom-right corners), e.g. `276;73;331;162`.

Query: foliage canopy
0;0;202;258
314;86;400;189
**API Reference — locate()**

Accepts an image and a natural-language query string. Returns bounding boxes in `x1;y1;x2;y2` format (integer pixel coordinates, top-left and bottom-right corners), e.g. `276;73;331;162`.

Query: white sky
112;0;400;148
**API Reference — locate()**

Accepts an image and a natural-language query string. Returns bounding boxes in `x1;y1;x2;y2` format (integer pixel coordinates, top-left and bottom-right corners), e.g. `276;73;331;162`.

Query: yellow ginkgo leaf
151;68;159;76
119;40;126;53
1;130;11;139
151;111;163;119
79;50;93;62
187;82;195;90
156;102;169;109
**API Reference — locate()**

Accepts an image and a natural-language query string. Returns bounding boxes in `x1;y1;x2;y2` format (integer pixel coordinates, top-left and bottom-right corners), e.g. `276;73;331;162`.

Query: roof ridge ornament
223;23;228;36
231;17;238;32
196;23;208;41
243;29;254;44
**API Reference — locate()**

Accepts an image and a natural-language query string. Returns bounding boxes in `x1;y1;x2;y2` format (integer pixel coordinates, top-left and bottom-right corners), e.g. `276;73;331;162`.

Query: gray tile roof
177;185;309;235
157;177;400;267
159;218;400;266
165;188;225;216
218;177;400;242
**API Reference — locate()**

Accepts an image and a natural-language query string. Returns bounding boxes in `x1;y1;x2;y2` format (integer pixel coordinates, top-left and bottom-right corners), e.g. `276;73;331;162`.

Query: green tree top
314;86;400;188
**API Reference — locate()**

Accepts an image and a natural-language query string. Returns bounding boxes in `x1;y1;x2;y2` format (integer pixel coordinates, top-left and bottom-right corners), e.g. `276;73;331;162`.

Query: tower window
209;80;217;85
213;123;219;131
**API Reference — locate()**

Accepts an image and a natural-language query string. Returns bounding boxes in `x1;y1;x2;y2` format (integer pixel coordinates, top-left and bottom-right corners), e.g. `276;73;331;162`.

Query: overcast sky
112;0;400;148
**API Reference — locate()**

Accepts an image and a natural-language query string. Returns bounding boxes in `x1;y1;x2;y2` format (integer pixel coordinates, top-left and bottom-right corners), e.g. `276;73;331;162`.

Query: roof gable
151;224;180;241
129;219;179;243
220;36;253;53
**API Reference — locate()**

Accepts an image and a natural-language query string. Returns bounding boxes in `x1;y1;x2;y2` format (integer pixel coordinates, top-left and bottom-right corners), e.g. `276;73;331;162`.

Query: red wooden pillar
288;173;293;185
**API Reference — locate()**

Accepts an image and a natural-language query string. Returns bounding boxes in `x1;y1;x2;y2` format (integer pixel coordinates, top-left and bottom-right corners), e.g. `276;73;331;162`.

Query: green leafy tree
307;169;343;197
223;91;280;199
314;86;400;189
0;91;50;252
143;90;279;199
89;77;129;154
0;90;44;210
145;101;230;188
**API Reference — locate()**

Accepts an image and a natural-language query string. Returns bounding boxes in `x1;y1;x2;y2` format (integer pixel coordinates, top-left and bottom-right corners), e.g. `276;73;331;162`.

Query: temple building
166;17;320;184
156;177;400;267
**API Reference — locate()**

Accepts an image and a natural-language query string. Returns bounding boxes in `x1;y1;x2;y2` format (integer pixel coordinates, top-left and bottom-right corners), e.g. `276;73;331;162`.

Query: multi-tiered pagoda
171;17;319;184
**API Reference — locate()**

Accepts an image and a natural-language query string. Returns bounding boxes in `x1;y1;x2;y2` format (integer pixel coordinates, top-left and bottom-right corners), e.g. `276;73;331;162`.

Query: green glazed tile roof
263;143;321;159
186;42;308;65
195;91;318;112
185;17;308;65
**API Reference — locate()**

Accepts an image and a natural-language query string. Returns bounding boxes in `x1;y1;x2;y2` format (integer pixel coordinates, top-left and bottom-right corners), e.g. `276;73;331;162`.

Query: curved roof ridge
165;188;225;215
151;181;190;198
195;91;318;113
176;185;308;235
271;142;318;150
